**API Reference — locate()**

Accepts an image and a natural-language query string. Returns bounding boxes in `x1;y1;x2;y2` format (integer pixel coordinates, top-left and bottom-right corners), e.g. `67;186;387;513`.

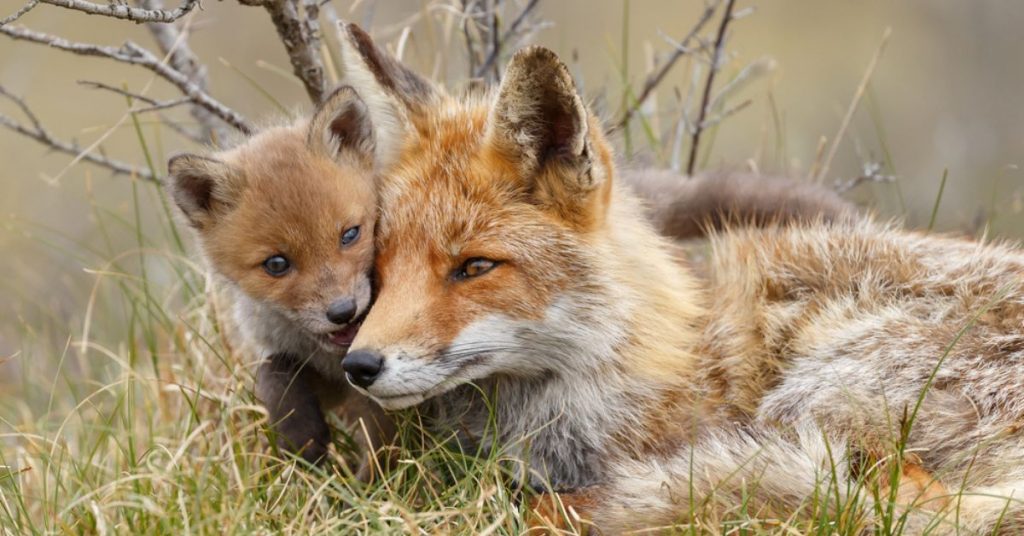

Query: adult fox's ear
166;153;233;229
338;22;438;109
336;22;438;166
308;85;375;162
486;46;609;226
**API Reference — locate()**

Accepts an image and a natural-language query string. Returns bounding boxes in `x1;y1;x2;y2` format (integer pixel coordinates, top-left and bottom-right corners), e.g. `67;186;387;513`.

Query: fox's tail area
623;169;858;241
950;482;1024;535
538;425;1024;534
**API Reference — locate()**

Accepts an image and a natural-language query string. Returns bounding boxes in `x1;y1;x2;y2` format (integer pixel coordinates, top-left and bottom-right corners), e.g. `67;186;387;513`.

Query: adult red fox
163;23;853;474
334;24;1024;533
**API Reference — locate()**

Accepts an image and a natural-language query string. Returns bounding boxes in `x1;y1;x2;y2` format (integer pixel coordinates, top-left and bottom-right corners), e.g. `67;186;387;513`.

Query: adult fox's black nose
342;350;383;388
326;298;357;325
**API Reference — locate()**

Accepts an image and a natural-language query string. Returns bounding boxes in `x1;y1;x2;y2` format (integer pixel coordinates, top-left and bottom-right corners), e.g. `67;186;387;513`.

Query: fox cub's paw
256;354;331;464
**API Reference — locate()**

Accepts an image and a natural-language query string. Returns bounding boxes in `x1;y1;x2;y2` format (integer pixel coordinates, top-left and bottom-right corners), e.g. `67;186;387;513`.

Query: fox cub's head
338;28;629;409
166;86;379;352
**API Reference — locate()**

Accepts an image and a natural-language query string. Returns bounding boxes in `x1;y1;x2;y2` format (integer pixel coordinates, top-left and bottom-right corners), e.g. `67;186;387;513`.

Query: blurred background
1;0;1023;381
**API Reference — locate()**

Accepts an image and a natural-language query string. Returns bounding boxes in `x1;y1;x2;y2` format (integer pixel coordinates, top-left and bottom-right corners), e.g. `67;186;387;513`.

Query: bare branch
134;97;192;113
1;0;39;26
474;0;541;80
0;86;157;181
160;117;206;144
35;0;199;24
686;0;736;176
461;0;484;77
615;2;718;130
834;161;896;194
698;97;751;130
78;80;162;105
138;0;229;142
79;81;194;114
239;0;325;103
0;85;44;131
0;23;253;134
485;0;500;82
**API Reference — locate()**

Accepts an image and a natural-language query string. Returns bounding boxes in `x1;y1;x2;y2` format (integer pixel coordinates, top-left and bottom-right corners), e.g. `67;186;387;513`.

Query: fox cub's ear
308;85;374;162
166;153;232;229
486;46;609;225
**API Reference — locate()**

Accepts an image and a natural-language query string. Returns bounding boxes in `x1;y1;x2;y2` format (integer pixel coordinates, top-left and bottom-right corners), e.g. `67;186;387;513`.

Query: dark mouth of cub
324;312;366;347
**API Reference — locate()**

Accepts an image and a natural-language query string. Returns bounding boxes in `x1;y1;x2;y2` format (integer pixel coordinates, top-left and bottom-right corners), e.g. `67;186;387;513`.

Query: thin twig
78;80;162;106
0;86;157;181
239;0;325;103
159;117;206;144
82;85;194;117
486;0;500;82
0;85;44;131
474;0;540;79
616;2;717;130
0;0;39;26
685;0;736;176
813;27;891;184
138;0;229;141
0;24;253;134
133;97;192;113
698;97;751;130
461;0;483;77
834;161;896;194
34;0;199;23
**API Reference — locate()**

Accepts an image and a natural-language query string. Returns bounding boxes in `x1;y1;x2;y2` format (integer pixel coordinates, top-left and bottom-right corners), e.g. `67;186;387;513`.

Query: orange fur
204;126;376;312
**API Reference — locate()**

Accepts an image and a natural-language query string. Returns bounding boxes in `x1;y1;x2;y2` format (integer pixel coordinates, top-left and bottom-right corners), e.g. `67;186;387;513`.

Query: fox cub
332;26;1024;534
166;86;392;465
165;22;854;470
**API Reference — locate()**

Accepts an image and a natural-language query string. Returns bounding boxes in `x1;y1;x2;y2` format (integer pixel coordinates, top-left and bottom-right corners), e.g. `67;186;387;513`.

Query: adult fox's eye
341;226;361;246
263;255;291;276
451;258;499;281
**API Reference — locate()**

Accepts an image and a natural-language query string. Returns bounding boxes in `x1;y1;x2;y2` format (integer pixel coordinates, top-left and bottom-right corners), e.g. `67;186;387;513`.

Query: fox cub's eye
263;255;291;277
451;258;499;281
341;226;361;246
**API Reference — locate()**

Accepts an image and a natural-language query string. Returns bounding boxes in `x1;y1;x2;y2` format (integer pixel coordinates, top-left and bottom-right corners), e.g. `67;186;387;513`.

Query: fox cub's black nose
326;298;357;325
342;351;383;388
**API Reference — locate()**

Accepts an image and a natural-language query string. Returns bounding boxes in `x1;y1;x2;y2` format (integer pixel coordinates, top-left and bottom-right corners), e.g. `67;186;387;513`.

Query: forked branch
138;0;230;141
0;23;253;135
238;0;326;103
615;2;718;130
0;86;157;181
458;0;544;84
686;0;736;176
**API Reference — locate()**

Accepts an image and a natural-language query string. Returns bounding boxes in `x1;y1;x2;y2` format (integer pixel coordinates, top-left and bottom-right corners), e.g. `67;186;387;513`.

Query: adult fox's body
588;221;1024;532
335;25;1024;533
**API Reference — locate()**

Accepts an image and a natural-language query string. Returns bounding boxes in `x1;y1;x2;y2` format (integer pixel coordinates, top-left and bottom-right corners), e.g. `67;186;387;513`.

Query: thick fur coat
333;25;1024;534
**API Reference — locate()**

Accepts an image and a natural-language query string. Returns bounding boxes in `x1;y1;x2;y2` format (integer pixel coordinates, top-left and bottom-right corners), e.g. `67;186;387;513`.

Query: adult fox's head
166;87;382;352
339;29;693;410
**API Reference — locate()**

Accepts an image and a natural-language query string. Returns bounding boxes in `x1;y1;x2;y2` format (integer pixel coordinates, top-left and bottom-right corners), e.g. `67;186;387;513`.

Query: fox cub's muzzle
326;297;358;325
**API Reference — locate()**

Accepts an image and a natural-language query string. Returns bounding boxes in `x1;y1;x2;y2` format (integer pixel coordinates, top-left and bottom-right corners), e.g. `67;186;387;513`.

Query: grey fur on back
623;168;856;240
